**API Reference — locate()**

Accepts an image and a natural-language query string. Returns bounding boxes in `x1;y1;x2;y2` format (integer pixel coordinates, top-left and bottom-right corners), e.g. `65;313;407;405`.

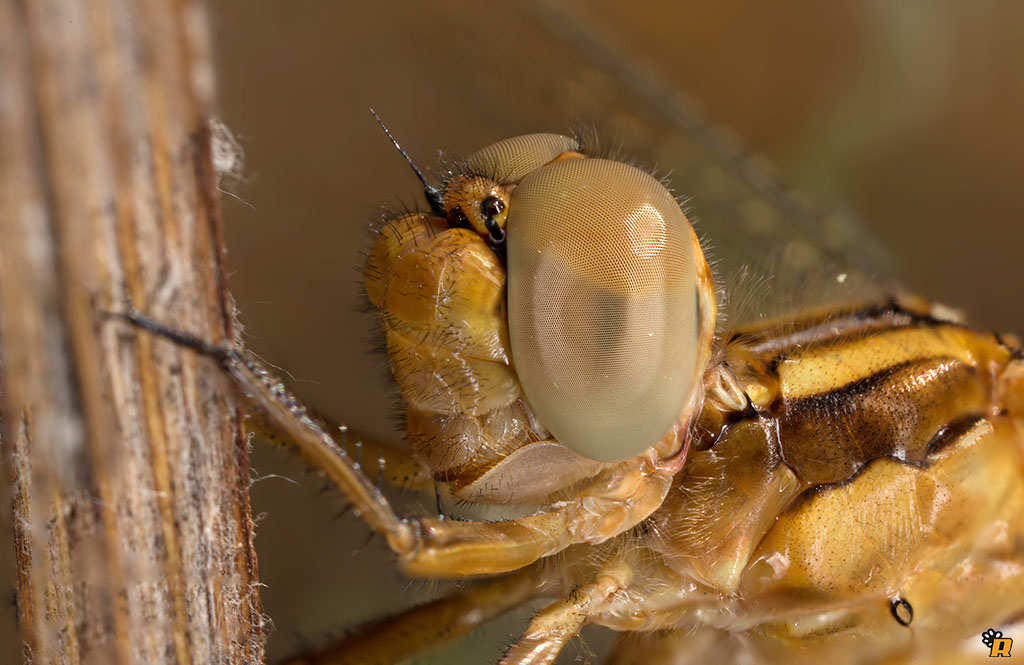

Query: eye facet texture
507;157;699;462
466;133;579;185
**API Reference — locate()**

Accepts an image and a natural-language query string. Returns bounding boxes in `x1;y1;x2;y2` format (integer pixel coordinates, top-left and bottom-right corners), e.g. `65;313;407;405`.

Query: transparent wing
423;1;895;330
526;2;895;327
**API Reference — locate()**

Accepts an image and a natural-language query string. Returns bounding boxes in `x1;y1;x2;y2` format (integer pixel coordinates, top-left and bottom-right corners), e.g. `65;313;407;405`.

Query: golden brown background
3;1;1022;663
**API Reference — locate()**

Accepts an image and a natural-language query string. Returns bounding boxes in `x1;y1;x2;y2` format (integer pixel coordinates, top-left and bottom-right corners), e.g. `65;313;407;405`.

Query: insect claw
108;307;233;364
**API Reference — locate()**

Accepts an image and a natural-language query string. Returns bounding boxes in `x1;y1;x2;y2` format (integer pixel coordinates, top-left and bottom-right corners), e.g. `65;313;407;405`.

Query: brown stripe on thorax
719;302;1017;486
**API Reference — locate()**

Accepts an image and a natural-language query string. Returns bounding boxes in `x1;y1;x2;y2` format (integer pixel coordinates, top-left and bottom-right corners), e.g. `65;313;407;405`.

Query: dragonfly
194;2;1024;664
119;111;1023;662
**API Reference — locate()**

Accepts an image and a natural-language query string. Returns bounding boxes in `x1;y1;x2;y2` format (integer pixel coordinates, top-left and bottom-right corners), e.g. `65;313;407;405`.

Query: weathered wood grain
0;1;265;663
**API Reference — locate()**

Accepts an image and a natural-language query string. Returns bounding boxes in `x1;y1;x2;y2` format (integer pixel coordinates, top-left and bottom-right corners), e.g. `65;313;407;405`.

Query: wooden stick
0;1;265;663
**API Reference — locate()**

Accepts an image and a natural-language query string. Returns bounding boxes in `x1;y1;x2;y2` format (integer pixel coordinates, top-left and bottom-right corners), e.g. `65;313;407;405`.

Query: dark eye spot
481;195;505;219
448;206;470;229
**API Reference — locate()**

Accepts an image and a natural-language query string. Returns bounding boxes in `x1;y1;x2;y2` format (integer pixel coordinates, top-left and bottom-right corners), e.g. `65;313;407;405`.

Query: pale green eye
506;157;700;462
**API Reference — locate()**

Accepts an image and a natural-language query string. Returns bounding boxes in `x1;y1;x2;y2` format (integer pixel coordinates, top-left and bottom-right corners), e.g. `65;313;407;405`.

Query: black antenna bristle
370;109;445;215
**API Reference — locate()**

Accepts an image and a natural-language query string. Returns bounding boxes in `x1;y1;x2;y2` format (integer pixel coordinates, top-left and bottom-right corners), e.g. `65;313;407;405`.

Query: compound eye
466;134;580;184
507;158;701;462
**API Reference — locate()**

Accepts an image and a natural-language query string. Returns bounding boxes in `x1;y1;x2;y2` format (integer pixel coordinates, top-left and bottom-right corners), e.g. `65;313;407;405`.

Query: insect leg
394;458;673;577
114;309;417;545
116;311;672;577
498;560;633;665
238;350;675;578
280;562;562;665
245;410;431;491
605;629;743;665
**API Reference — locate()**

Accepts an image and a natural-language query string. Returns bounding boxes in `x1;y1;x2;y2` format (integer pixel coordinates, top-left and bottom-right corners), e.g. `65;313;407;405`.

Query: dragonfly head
445;133;717;462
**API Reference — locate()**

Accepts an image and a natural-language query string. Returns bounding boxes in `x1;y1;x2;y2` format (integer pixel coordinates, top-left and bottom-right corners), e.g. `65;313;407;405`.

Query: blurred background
3;1;1022;663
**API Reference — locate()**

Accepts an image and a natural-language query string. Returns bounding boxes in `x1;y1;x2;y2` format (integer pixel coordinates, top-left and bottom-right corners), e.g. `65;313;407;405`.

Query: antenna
370;109;445;215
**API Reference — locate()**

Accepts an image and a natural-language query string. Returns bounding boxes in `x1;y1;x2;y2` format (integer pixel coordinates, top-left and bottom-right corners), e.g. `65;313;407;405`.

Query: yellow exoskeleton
125;130;1024;664
356;131;1024;664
